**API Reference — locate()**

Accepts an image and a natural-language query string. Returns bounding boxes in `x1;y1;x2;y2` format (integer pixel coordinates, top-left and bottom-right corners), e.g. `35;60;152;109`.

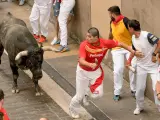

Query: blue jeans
53;0;74;17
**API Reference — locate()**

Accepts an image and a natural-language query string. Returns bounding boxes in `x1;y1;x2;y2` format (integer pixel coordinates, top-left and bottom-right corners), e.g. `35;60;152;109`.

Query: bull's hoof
12;89;20;93
12;89;16;93
16;89;20;93
35;92;43;96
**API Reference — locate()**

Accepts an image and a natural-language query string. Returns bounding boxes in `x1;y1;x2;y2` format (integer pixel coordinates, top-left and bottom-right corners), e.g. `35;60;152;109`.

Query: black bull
0;12;57;96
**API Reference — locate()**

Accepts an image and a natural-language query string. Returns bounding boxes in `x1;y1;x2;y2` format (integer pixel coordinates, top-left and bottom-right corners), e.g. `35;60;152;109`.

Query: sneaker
69;107;80;119
83;95;90;106
33;34;40;39
113;95;120;101
19;0;25;6
131;91;136;98
56;45;70;52
38;35;46;43
51;38;60;45
134;108;143;115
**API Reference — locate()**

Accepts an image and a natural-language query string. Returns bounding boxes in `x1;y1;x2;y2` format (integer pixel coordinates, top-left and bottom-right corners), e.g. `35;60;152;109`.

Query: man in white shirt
29;0;53;43
127;20;160;115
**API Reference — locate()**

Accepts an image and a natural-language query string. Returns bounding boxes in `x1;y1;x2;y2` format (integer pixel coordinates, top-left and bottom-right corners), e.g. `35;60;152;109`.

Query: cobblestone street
0;54;72;120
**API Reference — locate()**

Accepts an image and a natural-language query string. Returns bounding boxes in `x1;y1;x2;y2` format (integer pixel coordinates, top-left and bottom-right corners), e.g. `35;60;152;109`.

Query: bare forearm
127;53;134;65
128;53;134;60
79;58;91;68
118;42;135;54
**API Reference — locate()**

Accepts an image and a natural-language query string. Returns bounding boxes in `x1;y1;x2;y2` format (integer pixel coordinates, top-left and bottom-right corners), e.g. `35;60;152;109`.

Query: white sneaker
19;0;25;6
69;107;80;119
51;37;60;45
83;95;90;106
134;108;143;115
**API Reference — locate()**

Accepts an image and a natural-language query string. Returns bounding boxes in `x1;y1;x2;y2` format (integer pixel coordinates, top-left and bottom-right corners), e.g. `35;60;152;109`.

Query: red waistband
90;65;104;93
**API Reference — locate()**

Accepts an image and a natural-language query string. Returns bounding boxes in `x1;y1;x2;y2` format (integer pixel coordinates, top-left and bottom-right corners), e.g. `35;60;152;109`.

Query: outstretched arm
118;42;144;58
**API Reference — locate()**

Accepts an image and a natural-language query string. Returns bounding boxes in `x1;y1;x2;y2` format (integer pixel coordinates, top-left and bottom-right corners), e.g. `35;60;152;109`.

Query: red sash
90;65;104;93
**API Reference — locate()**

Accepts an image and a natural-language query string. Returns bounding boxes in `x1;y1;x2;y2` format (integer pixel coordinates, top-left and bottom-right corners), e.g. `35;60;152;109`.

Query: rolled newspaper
128;66;136;73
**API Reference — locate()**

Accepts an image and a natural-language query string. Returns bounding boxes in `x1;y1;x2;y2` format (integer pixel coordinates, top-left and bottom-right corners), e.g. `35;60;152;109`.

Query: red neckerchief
112;15;124;25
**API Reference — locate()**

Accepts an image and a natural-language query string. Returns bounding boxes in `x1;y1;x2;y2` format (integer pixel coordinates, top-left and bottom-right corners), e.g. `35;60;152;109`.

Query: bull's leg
10;62;19;93
0;44;4;64
33;79;43;96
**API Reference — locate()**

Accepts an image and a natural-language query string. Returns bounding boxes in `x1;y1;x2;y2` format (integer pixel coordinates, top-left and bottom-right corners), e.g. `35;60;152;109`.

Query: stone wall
69;0;91;43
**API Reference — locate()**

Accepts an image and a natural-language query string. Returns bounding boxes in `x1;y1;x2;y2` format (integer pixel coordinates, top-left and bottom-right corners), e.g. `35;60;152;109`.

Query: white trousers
136;66;160;111
69;64;103;111
130;57;137;92
29;3;52;37
111;48;136;95
58;0;75;46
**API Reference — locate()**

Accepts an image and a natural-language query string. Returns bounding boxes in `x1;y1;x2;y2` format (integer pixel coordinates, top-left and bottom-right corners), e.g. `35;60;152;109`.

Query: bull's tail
7;12;12;16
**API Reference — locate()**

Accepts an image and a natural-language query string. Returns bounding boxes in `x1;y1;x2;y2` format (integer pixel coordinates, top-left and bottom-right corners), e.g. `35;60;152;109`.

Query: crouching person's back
0;89;9;120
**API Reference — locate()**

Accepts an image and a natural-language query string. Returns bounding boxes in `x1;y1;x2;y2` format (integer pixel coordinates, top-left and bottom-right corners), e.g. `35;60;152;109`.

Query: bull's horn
42;46;58;52
15;51;28;61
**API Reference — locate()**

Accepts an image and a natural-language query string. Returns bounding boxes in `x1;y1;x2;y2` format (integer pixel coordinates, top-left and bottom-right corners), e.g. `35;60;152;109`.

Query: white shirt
132;31;158;73
34;0;52;6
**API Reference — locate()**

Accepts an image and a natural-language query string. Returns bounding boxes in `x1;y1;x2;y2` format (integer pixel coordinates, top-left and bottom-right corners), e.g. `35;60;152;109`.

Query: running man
69;27;143;119
127;20;160;115
108;6;136;101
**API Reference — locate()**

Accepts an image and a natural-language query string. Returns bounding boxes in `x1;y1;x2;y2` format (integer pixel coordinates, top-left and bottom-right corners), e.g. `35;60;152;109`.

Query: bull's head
15;46;57;80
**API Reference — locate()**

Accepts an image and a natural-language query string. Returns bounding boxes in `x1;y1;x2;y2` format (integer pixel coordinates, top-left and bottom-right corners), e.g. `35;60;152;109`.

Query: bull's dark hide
0;12;44;96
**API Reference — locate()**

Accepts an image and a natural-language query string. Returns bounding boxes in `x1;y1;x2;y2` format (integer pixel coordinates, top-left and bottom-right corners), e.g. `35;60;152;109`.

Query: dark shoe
131;91;136;98
113;95;120;101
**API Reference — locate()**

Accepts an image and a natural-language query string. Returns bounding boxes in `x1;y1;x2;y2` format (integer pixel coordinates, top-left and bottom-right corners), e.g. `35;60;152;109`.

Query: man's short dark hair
88;27;99;38
0;89;4;101
108;6;121;15
128;20;141;31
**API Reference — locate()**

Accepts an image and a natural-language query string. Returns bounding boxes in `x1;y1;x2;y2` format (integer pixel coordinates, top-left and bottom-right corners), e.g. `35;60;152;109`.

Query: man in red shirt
69;27;144;119
0;89;9;120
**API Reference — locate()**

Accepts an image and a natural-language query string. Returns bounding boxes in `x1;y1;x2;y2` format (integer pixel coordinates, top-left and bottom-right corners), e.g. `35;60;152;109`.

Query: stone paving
0;54;72;120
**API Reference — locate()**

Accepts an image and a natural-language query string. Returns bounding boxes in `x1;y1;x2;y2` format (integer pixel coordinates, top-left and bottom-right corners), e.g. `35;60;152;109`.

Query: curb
42;60;111;120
